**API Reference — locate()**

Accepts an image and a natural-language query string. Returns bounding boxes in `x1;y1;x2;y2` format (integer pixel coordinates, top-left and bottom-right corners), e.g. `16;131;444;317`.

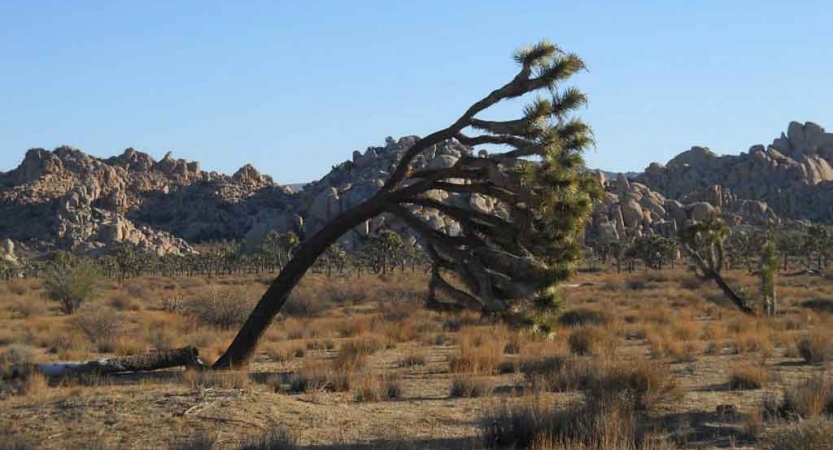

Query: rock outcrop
0;147;294;255
589;173;780;243
636;121;833;222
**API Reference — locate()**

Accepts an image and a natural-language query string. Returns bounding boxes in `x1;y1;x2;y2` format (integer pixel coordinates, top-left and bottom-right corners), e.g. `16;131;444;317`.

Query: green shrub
42;254;99;314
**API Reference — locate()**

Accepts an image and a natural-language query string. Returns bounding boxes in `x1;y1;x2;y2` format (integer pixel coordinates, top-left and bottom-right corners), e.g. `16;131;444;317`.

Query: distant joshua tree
212;40;601;368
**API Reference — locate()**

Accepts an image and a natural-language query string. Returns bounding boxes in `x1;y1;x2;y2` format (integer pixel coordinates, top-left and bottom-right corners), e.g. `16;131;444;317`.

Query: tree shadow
801;298;833;313
658;410;754;448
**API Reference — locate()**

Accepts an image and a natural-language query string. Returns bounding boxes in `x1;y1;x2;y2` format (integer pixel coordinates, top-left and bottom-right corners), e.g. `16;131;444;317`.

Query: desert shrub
521;356;593;392
42;255;99;314
7;298;46;319
449;338;503;374
763;418;833;450
585;358;679;411
764;376;833;420
797;332;833;364
73;310;123;352
0;345;47;397
449;374;489;398
282;292;327;318
568;327;617;356
558;308;611;327
353;372;402;402
479;395;674;450
728;363;768;390
287;363;350;393
0;345;35;378
398;351;427;368
190;289;251;329
333;335;384;371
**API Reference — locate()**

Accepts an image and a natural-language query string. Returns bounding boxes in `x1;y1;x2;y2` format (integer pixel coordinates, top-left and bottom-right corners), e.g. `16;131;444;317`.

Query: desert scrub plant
353;372;402;402
764;376;833;420
520;356;594;393
398;350;428;368
238;429;298;450
762;418;833;450
189;288;252;329
585;358;679;412
728;363;768;390
479;394;675;450
567;327;617;356
797;332;833;364
449;337;503;374
449;374;489;398
42;253;99;314
72;309;123;353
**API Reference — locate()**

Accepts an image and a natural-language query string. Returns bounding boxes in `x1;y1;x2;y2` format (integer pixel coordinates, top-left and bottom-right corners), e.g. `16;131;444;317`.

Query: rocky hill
636;121;833;223
1;121;830;257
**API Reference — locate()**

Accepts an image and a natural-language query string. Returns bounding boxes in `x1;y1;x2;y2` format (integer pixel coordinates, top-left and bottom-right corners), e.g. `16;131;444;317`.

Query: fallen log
31;347;206;378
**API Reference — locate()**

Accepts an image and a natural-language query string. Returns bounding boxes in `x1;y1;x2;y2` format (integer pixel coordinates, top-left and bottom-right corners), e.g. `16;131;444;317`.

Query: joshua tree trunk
684;244;754;315
30;347;204;378
212;198;388;369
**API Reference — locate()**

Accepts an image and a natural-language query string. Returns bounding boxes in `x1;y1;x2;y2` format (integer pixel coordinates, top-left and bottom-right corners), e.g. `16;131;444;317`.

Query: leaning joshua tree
681;213;754;315
211;40;599;368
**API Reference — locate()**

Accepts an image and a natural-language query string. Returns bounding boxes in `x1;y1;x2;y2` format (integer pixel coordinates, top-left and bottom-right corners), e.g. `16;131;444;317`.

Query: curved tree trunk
212;196;388;369
684;244;754;315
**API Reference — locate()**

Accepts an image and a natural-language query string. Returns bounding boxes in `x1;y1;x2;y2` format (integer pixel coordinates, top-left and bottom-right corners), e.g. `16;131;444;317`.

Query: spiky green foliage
761;236;778;316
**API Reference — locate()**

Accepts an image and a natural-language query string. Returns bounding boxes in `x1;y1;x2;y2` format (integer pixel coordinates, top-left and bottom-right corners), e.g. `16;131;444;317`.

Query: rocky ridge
1;121;829;257
636;121;833;223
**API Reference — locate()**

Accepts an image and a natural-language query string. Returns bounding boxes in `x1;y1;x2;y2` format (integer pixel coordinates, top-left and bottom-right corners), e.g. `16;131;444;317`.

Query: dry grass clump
188;289;252;329
353;372;402;402
449;334;503;375
728;363;768;390
0;345;49;398
762;418;833;450
585;358;679;412
646;329;701;362
449;374;489;398
287;362;351;393
479;395;675;450
797;332;833;364
558;309;611;327
520;356;592;393
398;351;427;368
567;327;617;357
764;376;833;420
333;334;385;370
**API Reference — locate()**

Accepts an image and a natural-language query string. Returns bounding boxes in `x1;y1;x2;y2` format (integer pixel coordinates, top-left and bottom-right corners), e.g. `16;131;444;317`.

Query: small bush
568;327;617;356
73;310;123;352
728;363;768;390
764;376;833;420
479;394;674;450
585;358;679;411
763;418;833;450
521;356;593;392
42;255;99;314
449;374;489;398
353;372;402;402
190;289;251;329
398;352;427;368
797;332;833;364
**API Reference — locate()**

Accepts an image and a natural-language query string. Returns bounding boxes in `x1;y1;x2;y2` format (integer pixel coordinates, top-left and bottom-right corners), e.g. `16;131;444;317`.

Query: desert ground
1;268;832;450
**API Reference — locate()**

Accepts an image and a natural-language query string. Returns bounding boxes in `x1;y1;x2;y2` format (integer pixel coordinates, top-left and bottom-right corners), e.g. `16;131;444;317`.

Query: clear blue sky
1;1;831;183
